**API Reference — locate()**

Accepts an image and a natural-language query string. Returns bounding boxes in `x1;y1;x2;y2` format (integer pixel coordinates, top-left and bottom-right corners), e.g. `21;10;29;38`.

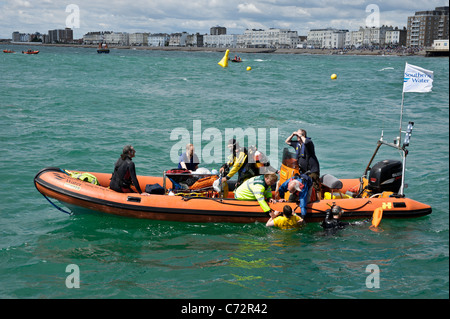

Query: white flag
403;62;433;93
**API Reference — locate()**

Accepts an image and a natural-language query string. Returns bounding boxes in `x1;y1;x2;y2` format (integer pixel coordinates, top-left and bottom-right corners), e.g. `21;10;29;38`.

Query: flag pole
398;90;406;196
398;91;405;146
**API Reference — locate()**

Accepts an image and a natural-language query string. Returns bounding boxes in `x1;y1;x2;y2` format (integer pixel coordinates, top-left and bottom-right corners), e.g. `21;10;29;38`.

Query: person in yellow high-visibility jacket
234;173;279;215
220;139;257;188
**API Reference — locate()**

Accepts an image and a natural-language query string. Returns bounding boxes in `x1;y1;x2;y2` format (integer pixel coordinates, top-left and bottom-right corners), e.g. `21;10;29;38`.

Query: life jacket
234;147;258;184
189;175;219;190
65;170;100;185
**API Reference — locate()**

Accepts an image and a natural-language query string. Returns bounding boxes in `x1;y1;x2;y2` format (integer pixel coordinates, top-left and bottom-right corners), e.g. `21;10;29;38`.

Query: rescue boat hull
34;167;432;223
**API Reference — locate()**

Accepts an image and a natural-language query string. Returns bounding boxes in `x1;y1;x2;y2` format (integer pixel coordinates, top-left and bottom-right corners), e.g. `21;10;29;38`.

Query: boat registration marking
382;202;392;209
64;182;81;191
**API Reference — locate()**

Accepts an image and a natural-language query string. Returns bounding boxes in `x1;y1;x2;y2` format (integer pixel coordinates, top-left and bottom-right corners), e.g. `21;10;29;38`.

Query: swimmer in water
321;205;349;230
321;205;368;234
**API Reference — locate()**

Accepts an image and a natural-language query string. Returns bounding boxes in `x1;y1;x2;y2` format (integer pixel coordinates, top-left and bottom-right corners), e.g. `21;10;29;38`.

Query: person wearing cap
109;145;143;194
219;138;257;187
321;205;349;230
276;173;312;218
266;205;304;229
234;173;279;216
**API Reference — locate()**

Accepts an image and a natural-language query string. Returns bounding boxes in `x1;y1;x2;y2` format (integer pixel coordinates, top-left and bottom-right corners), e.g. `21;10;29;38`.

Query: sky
1;0;448;39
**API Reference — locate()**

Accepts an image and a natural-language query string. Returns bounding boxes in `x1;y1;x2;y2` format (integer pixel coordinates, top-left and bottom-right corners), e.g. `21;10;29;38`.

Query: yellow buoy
246;66;252;71
331;73;337;80
218;49;230;68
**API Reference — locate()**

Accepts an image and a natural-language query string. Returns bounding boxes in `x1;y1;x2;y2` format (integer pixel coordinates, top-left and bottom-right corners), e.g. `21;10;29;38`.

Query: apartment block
48;28;73;44
407;6;449;47
210;26;226;35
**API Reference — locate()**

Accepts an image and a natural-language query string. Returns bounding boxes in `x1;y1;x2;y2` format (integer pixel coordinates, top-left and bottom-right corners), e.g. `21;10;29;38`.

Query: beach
4;41;427;56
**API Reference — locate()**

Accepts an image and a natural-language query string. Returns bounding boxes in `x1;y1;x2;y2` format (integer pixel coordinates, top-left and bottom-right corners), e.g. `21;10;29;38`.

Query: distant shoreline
4;41;427;56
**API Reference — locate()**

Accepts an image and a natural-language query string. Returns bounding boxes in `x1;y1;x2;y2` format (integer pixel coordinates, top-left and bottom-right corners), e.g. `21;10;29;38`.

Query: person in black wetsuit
321;205;371;235
110;145;143;194
321;205;349;231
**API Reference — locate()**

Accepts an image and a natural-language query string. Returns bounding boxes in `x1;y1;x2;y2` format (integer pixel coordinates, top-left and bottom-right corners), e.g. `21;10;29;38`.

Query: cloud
237;3;262;14
0;0;448;38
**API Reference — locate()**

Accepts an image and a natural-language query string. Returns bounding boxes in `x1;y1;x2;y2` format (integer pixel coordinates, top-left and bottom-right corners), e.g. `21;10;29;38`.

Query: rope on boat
339;200;373;211
309;199;373;213
182;196;373;212
42;194;72;215
181;196;261;206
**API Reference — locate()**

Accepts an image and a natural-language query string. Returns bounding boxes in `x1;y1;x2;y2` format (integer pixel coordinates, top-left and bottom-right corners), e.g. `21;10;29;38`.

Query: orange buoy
371;207;383;228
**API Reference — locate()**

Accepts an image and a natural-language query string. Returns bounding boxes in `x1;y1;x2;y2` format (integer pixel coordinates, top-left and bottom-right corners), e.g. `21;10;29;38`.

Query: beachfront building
385;28;407;46
83;31;129;45
169;32;188;46
307;28;348;49
103;32;129;46
148;33;170;47
296;36;308;49
203;34;237;48
432;39;449;50
48;28;73;44
168;32;189;46
186;33;204;47
407;6;449;47
210;26;226;35
12;31;31;42
83;31;113;45
344;29;363;48
344;26;395;48
129;33;149;46
83;32;102;45
12;31;20;42
237;28;299;49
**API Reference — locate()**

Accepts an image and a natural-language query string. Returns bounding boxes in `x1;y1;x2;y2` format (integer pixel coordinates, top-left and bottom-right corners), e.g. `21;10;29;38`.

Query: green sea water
0;45;448;300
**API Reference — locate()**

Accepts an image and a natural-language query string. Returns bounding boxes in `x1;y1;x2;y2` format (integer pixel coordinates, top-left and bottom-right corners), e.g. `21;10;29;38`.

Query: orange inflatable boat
22;50;39;54
34;156;431;223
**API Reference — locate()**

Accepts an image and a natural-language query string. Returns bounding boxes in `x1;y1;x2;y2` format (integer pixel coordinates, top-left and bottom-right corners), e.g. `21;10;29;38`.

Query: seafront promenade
4;42;427;56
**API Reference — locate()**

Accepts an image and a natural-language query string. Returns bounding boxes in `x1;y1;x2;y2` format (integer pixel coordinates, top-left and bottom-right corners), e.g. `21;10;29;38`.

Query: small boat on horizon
3;49;15;53
22;50;39;54
231;55;243;62
97;42;110;54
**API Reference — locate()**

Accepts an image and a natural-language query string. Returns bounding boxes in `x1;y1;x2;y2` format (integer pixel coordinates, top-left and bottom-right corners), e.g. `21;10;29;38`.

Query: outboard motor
368;160;403;194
